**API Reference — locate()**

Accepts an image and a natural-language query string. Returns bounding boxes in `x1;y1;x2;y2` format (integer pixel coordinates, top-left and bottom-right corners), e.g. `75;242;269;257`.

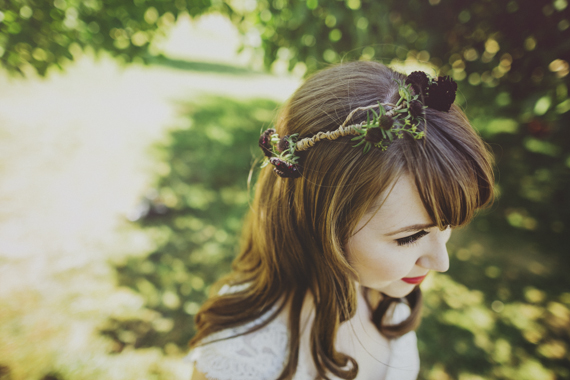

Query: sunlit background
0;0;569;379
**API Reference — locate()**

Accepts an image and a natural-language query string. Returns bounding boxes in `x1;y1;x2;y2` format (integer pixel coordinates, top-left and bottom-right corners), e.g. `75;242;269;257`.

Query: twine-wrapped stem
295;101;406;152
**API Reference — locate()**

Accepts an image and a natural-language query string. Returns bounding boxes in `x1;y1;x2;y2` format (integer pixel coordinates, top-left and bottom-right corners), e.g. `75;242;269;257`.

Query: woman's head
244;61;493;293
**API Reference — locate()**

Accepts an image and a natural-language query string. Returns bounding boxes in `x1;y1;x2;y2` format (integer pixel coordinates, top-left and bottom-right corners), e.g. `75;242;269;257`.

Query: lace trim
188;321;290;380
187;297;298;380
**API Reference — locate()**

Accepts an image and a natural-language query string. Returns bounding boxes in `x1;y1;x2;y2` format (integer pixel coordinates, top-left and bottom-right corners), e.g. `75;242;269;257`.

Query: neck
356;282;384;313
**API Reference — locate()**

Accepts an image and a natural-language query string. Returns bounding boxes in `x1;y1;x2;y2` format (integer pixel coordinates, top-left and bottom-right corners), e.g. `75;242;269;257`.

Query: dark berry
269;157;301;178
424;76;457;112
379;115;394;130
259;128;275;157
409;100;424;118
365;127;383;144
405;71;430;96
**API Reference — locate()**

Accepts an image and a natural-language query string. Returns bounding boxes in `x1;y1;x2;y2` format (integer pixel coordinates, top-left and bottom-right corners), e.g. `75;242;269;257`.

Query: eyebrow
384;223;437;236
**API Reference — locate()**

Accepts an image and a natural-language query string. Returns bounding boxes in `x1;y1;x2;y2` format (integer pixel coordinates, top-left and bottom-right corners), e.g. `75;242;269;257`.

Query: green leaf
371;108;379;119
363;142;371;154
378;102;386;116
353;139;366;147
351;135;364;141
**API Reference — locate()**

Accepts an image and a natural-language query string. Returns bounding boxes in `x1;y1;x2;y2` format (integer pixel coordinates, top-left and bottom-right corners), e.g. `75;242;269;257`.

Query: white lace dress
185;289;419;380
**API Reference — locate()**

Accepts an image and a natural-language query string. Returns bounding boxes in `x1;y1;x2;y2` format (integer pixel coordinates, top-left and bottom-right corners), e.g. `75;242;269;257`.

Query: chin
379;284;416;298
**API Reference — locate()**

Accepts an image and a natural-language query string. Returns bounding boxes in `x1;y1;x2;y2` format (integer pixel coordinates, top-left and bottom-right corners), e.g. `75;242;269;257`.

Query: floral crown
259;71;458;178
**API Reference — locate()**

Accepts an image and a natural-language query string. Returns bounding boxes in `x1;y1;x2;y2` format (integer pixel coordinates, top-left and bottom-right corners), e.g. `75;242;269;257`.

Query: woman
185;61;494;380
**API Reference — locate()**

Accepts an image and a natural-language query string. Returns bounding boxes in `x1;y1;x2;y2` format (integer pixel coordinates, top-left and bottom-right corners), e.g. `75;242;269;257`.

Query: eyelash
396;230;429;246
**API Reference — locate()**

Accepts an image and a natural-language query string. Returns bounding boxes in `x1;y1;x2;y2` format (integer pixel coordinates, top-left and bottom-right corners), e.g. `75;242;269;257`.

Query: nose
416;231;450;272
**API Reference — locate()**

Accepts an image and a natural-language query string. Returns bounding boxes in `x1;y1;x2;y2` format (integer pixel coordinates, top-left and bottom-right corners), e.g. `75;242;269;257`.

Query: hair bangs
403;105;495;230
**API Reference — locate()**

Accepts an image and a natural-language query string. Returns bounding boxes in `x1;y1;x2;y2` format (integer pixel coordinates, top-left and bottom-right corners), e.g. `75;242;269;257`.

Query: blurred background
0;0;568;379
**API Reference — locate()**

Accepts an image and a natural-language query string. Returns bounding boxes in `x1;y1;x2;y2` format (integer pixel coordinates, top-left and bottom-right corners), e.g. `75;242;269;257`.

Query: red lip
401;275;427;284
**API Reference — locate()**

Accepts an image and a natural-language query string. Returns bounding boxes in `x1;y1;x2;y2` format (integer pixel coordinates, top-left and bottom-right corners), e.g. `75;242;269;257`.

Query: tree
0;0;217;76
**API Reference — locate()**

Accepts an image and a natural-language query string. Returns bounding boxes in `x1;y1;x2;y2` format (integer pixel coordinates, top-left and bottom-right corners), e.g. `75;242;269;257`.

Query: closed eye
396;230;429;246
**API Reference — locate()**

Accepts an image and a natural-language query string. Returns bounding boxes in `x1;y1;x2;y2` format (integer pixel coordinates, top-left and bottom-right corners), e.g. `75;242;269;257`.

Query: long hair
189;61;494;380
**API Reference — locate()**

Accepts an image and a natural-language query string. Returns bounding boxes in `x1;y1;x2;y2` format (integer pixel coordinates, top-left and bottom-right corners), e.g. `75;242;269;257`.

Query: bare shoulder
190;366;210;380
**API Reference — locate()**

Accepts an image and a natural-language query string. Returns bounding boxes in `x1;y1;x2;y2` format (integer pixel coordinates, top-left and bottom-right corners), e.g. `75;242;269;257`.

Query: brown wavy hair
189;61;494;379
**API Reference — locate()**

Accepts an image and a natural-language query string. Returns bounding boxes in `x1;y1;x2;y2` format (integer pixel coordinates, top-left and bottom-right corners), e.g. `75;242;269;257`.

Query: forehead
361;174;433;233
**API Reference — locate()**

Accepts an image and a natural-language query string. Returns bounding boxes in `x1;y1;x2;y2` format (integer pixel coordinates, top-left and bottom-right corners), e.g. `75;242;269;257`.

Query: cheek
346;238;414;281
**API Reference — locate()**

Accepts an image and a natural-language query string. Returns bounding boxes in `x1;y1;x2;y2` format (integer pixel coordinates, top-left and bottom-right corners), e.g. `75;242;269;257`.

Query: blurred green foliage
0;0;217;75
107;97;277;352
